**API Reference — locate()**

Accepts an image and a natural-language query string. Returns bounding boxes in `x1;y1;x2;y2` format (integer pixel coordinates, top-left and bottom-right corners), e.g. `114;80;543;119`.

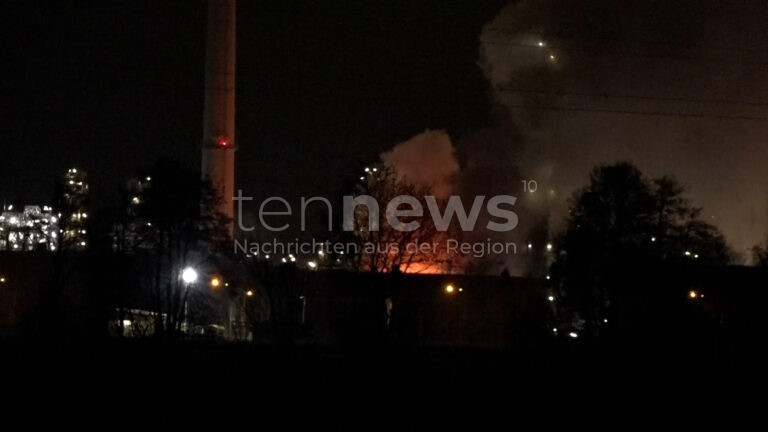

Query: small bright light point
265;254;270;259
181;267;198;284
603;319;608;323
132;197;140;204
550;54;555;60
318;250;324;256
281;258;287;263
546;243;552;251
458;287;463;292
547;295;554;302
694;254;699;259
685;251;691;256
308;261;317;269
689;290;698;299
146;176;151;181
246;290;254;297
445;284;455;294
290;256;296;262
651;237;656;242
364;167;370;172
538;41;544;47
0;277;5;283
360;176;364;181
553;328;558;333
528;243;533;249
546;275;551;280
372;167;377;172
210;277;221;288
568;332;578;338
122;320;132;327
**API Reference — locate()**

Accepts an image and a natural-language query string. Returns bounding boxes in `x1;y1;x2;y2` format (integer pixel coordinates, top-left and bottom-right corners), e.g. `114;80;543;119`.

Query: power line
493;86;768;108
478;39;768;67
500;102;768;121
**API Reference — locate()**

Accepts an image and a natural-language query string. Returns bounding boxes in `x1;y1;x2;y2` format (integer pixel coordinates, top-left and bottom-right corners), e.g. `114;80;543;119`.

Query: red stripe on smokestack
202;0;236;231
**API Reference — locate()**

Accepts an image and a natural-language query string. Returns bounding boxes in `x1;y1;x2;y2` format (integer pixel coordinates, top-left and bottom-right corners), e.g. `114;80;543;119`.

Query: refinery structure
0;168;88;252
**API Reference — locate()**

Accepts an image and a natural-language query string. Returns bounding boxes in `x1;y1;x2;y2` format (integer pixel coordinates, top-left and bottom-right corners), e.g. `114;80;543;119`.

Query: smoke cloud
380;129;459;198
473;0;768;262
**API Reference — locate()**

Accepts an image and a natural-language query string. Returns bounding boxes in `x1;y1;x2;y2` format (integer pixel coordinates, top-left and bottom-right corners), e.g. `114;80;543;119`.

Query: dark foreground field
2;337;765;429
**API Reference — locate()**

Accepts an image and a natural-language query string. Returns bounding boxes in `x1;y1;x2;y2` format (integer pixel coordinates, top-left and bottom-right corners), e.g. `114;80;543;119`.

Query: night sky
2;0;768;258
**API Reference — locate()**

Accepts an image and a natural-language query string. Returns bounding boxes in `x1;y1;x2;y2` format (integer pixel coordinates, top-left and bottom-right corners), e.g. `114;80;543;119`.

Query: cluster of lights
537;40;557;62
360;166;379;181
444;284;464;294
0;206;60;252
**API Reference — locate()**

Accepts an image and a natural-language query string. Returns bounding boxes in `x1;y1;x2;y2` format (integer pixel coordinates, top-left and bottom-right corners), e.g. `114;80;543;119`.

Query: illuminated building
111;175;152;252
0;205;59;251
60;168;89;249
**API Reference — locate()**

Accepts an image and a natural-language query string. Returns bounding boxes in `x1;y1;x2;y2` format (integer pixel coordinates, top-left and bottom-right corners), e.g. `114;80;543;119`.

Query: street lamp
181;267;198;284
181;267;198;333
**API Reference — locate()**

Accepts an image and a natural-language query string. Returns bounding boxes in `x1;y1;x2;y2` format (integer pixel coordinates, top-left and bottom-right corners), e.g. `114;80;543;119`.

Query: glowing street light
445;284;455;294
547;295;555;302
181;267;198;284
308;261;317;269
246;290;254;297
688;290;698;299
210;277;221;288
568;332;578;338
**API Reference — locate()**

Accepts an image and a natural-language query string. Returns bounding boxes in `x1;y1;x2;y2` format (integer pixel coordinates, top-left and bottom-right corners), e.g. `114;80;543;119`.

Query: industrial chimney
202;0;236;230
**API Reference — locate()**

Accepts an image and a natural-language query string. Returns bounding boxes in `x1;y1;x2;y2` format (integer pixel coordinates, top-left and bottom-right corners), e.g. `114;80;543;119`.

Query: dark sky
2;0;768;258
1;0;499;202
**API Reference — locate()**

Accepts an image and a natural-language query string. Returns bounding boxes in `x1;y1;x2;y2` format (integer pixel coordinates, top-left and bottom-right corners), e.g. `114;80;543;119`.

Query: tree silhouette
552;162;730;335
347;165;461;273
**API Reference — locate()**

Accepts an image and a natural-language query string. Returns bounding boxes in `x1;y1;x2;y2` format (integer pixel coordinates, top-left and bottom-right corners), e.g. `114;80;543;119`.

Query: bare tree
349;165;461;273
125;159;230;340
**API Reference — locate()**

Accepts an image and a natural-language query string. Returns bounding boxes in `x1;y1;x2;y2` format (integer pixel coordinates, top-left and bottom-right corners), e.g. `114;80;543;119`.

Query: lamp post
181;267;198;334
